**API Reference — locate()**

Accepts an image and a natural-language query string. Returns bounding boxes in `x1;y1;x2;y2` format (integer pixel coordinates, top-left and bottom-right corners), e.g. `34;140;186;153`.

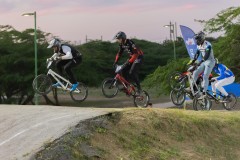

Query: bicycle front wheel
170;89;186;106
222;93;237;110
70;82;88;102
102;78;119;98
133;90;150;108
193;96;212;111
32;74;52;95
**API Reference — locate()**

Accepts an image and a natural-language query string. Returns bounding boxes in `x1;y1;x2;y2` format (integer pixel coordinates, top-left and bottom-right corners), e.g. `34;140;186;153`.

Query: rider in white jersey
47;38;82;92
188;31;215;99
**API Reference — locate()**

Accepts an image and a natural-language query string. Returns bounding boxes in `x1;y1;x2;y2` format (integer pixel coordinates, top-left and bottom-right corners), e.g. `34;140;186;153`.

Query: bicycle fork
109;78;118;89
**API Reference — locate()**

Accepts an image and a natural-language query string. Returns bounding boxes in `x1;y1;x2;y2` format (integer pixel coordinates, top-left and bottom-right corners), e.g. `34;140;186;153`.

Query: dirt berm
31;108;240;160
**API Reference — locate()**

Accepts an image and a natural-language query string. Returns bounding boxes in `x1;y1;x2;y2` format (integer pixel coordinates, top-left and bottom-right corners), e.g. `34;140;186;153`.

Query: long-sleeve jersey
51;44;81;60
213;63;234;80
115;39;143;64
194;40;215;62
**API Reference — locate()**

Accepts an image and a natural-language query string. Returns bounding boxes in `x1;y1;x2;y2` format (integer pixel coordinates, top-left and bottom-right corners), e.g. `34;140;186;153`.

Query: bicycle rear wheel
169;72;186;91
70;82;88;102
133;90;150;108
102;78;119;98
193;96;212;111
32;74;52;95
222;93;237;110
170;89;186;106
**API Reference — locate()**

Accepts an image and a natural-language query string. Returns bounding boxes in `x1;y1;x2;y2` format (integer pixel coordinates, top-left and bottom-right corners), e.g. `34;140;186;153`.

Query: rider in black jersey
113;31;144;95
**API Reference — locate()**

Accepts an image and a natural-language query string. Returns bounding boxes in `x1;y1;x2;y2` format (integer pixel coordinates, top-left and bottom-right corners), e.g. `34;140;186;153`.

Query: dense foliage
204;7;240;80
0;25;51;104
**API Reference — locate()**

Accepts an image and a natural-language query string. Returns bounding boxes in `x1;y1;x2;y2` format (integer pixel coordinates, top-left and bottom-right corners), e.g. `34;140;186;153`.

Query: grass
90;109;240;160
33;108;240;160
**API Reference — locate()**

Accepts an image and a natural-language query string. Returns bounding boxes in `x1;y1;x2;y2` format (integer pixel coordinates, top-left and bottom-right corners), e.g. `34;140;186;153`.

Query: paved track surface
0;105;122;160
0;99;175;160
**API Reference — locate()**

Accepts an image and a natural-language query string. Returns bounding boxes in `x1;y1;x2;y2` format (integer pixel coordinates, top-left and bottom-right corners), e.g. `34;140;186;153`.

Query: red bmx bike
101;64;150;108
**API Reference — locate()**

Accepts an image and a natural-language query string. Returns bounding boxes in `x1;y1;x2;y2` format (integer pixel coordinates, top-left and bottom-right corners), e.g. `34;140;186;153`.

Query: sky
0;0;239;44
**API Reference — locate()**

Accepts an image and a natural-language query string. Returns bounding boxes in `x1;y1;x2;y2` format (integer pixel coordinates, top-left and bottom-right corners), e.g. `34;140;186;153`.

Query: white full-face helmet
47;38;61;48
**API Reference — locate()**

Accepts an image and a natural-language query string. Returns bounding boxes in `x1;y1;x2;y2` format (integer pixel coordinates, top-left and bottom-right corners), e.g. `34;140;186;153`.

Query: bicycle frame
206;90;227;103
115;73;136;96
47;69;80;93
186;72;201;97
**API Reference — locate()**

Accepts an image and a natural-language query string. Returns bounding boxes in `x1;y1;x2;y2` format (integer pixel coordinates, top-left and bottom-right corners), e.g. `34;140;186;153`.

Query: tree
0;25;51;104
204;7;240;34
203;6;240;82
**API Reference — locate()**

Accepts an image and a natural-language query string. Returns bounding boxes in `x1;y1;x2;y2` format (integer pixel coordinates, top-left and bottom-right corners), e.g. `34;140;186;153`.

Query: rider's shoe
52;82;61;88
70;82;79;92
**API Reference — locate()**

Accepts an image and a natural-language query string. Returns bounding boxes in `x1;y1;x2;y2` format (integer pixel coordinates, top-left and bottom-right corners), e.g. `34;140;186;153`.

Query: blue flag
180;25;197;59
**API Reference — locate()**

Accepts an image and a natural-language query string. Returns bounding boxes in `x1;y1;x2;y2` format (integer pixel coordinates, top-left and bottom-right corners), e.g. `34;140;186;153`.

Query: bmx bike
32;60;88;102
101;64;150;108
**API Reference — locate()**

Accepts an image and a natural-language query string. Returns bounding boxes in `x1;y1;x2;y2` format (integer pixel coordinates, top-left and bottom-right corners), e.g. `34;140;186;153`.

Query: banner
180;25;198;59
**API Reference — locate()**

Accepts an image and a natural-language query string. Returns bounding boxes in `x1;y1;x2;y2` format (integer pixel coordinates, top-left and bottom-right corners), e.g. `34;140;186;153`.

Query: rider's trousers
211;76;235;96
193;60;215;92
56;57;82;84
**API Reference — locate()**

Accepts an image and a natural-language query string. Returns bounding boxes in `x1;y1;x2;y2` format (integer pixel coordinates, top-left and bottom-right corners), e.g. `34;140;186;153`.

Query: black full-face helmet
194;31;205;45
113;31;127;40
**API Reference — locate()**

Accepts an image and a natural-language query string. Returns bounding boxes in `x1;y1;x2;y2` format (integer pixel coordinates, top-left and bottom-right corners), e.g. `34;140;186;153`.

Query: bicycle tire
222;93;237;110
133;90;150;108
193;96;212;111
170;89;186;106
102;78;119;98
70;82;88;102
32;74;52;95
169;72;187;91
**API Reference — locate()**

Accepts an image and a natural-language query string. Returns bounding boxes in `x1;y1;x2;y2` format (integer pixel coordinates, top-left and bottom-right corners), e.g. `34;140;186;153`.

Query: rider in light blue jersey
188;31;215;99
